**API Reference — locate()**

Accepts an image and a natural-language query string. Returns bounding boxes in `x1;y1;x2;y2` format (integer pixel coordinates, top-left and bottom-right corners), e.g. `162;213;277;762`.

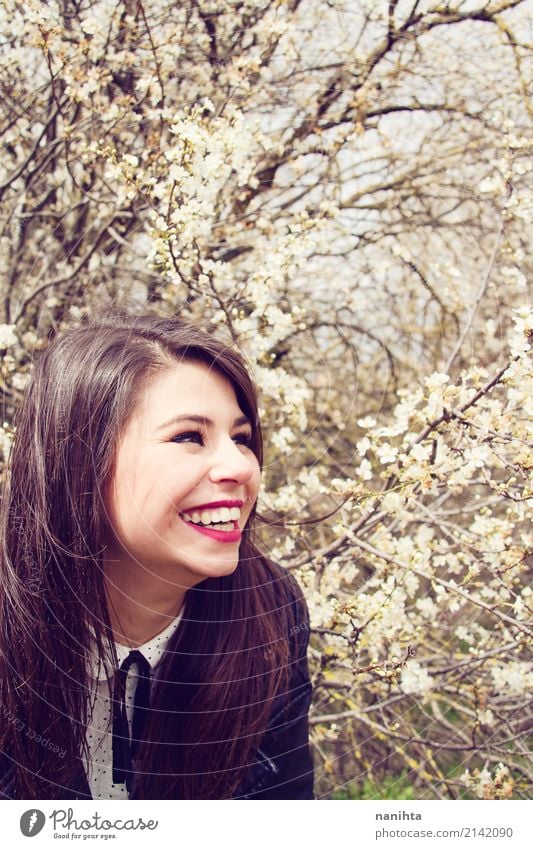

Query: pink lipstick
182;499;244;511
181;518;241;543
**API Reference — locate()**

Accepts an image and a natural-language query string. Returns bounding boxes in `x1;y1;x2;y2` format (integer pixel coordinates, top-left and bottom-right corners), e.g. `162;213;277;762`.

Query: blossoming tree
0;0;531;799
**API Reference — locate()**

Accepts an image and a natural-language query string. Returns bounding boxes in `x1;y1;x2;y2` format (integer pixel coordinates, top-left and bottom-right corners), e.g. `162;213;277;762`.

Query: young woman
0;312;313;800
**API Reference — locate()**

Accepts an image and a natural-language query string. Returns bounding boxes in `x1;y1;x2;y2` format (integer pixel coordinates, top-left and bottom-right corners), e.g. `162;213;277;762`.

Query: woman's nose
208;438;258;484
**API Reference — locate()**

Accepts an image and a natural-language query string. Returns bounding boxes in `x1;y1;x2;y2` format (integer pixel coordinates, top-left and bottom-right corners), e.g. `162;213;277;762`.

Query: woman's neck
104;570;186;649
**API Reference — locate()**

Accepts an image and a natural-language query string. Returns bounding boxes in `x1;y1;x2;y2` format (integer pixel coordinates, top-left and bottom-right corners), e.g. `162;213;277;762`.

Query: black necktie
112;649;151;791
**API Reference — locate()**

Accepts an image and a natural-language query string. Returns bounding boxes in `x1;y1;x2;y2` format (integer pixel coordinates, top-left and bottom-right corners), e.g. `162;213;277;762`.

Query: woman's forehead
129;361;245;430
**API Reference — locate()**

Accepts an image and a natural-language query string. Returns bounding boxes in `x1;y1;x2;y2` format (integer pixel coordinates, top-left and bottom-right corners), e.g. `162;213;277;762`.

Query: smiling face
103;360;261;592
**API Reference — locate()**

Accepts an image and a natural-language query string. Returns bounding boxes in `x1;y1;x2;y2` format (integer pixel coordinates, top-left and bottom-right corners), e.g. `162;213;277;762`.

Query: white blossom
0;324;18;348
401;661;435;696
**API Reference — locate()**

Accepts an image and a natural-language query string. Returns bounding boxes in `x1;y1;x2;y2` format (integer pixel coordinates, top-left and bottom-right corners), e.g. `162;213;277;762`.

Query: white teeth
183;506;242;526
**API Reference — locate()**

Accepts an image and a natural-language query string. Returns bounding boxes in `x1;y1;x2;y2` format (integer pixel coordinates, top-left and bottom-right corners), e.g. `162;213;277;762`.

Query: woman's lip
182;499;244;512
180;517;241;544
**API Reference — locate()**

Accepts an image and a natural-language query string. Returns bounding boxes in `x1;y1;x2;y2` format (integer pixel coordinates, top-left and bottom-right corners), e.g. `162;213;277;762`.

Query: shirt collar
90;604;185;682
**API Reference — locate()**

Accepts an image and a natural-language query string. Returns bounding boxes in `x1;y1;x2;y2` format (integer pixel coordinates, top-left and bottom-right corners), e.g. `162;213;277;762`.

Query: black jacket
0;571;314;800
236;572;314;799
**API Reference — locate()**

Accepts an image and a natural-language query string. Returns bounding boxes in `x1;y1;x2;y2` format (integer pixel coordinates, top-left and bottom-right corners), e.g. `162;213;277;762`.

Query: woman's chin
182;555;240;584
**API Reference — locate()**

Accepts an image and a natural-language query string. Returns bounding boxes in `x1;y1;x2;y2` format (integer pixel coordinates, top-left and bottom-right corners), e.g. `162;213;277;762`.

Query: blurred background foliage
0;0;531;798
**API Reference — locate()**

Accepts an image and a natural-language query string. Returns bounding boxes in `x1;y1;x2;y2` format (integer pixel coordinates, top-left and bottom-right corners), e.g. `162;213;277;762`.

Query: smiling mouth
179;515;242;544
180;505;241;531
179;505;243;542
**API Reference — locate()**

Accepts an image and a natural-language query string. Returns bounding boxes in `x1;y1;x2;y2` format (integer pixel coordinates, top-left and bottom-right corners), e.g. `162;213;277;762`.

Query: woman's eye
171;430;204;445
233;432;253;447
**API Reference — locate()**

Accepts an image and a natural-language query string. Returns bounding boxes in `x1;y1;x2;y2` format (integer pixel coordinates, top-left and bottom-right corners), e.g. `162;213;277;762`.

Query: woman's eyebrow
157;413;251;432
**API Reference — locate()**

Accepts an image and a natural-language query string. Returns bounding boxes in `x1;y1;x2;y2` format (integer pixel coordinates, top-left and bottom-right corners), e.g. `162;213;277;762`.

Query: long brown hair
0;312;293;799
